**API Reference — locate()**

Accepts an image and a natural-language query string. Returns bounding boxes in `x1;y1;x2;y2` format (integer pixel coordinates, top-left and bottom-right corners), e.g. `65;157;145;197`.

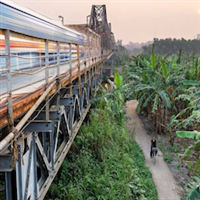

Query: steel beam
5;172;12;200
56;41;60;110
32;133;38;200
77;45;81;96
17;145;23;200
58;98;73;106
45;40;50;121
0;155;13;172
32;111;61;121
38;104;91;200
23;141;33;200
69;43;72;97
5;30;13;128
24;121;54;132
35;137;51;172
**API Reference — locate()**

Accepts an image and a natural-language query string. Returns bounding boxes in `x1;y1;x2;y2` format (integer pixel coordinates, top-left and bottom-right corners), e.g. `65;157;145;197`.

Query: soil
126;100;183;200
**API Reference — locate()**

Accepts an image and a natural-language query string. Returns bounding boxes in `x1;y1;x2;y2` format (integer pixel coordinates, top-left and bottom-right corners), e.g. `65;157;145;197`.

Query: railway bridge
0;2;115;199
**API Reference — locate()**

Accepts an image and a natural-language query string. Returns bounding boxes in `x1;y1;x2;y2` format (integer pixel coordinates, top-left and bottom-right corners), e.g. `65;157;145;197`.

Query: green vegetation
46;73;158;200
121;51;200;199
182;177;200;200
176;131;200;199
143;38;200;55
114;43;131;67
157;140;173;163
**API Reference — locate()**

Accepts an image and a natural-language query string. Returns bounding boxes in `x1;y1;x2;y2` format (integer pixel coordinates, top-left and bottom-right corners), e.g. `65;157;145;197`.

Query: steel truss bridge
0;2;115;200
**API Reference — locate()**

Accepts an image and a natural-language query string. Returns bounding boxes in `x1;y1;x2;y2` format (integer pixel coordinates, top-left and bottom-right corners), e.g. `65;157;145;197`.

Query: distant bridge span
0;2;115;199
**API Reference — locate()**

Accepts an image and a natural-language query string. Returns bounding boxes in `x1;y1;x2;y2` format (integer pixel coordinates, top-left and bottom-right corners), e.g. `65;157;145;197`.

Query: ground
126;100;183;200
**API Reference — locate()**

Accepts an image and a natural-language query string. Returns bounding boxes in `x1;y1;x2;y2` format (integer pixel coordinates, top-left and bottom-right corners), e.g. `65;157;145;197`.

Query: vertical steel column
50;130;54;170
5;30;14;128
24;141;33;200
94;35;97;77
69;43;73;136
88;32;91;85
32;133;38;200
69;44;72;97
91;33;94;77
17;145;23;200
92;59;94;77
84;29;87;85
95;35;98;58
94;57;97;88
77;44;81;96
99;35;101;58
45;40;49;120
4;31;14;197
56;41;60;110
69;104;73;136
5;172;12;200
100;35;103;58
42;132;47;155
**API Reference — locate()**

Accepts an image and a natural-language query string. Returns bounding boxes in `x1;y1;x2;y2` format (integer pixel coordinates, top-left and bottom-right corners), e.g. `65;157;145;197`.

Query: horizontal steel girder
0;155;13;172
33;111;62;121
53;98;73;106
24;121;54;132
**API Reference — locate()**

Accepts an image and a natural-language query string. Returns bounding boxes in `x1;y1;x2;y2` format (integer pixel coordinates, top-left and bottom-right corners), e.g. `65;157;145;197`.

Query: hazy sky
12;0;200;44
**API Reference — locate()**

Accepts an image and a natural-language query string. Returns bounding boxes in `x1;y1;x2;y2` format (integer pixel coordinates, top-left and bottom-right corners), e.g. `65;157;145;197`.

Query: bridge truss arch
0;2;115;199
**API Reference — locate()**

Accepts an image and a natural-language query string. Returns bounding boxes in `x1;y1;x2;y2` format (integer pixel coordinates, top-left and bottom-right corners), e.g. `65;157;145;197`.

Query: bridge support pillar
5;172;12;200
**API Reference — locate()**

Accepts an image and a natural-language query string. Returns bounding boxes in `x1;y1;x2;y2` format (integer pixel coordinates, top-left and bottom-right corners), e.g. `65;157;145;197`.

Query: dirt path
126;100;182;200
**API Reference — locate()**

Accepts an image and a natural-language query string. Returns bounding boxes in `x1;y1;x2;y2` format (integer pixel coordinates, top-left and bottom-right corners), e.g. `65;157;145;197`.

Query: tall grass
47;100;158;200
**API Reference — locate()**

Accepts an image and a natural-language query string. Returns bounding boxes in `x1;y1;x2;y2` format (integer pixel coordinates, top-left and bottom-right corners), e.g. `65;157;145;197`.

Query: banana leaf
183;80;200;86
160;60;168;79
114;72;123;89
176;131;200;139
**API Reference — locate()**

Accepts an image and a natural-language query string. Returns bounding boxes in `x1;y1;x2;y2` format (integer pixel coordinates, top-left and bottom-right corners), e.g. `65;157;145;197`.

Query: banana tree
124;53;182;134
176;131;200;200
93;72;126;124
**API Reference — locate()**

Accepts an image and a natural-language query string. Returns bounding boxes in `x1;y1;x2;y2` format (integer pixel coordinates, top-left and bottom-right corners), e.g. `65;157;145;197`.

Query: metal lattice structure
0;2;115;199
88;5;116;53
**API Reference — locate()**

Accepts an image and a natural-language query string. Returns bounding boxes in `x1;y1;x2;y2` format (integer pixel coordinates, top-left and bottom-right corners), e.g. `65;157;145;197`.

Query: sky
11;0;200;44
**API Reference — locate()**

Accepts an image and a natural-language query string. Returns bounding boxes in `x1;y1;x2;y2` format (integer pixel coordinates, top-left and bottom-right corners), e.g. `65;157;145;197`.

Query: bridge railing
0;27;102;130
0;25;109;200
0;2;114;199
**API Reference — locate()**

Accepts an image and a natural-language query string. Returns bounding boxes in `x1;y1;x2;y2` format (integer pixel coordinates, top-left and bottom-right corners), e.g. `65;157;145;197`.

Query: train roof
0;0;85;44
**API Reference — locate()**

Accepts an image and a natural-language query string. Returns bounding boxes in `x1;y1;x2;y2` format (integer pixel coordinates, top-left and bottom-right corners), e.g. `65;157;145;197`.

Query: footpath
126;100;182;200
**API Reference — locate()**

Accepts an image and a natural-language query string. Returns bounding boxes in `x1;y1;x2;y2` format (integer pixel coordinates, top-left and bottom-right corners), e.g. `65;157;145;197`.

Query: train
0;0;90;72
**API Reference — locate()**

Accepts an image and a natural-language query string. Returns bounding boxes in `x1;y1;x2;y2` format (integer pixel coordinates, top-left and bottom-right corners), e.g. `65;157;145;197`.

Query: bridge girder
0;66;103;200
88;5;116;52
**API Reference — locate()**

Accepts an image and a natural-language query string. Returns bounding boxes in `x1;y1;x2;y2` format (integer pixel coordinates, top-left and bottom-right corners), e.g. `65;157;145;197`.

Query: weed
169;144;180;153
47;104;158;199
164;154;173;163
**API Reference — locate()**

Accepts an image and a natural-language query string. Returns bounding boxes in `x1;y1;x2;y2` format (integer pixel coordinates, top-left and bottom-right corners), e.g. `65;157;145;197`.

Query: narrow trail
126;100;182;200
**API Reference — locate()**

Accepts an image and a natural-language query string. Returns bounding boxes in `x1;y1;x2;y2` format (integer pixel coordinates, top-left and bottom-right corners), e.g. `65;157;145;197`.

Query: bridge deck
0;2;115;199
0;55;104;129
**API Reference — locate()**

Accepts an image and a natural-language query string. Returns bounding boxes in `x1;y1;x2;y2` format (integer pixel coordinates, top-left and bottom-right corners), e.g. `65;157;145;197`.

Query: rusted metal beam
0;82;55;152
